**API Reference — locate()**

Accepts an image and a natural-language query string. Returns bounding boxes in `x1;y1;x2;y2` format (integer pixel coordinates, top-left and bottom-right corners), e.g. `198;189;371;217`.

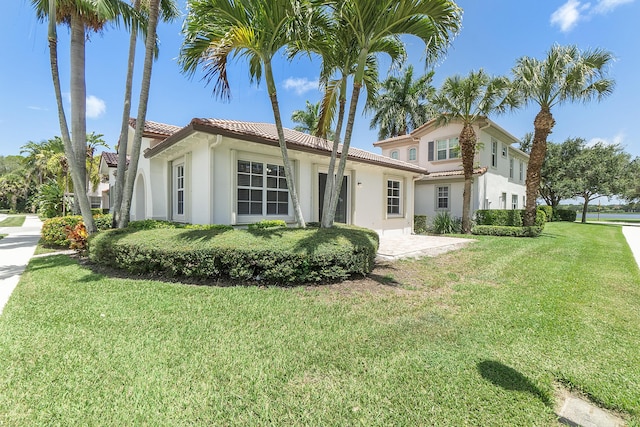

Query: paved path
622;226;640;269
377;234;474;261
0;215;42;315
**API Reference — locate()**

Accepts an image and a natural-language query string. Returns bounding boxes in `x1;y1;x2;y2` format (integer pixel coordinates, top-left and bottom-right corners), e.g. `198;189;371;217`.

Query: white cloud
27;106;48;111
587;131;626;147
593;0;635;13
86;95;106;119
283;77;319;95
550;0;590;32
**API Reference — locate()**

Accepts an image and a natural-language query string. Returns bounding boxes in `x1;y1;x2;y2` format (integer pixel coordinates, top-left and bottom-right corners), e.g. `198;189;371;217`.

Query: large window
436;186;450;210
408;147;417;161
387;179;401;215
436;138;459;160
237;160;289;216
491;139;498;167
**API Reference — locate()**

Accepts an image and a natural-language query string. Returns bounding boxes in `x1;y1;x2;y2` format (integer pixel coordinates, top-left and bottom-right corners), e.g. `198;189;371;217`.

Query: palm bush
432;211;462;234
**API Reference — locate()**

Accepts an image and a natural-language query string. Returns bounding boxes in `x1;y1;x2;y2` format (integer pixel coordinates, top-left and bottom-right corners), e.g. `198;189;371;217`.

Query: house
373;117;529;220
108;118;427;235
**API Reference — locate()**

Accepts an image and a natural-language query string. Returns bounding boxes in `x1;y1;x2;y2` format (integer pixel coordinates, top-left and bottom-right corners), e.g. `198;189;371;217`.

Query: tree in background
568;142;631;223
511;44;615;227
368;65;434;140
430;69;516;233
539;137;583;209
624;158;640;204
291;100;335;141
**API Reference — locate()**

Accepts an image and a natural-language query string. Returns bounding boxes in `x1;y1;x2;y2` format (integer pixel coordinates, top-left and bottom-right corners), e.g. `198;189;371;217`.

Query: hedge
538;205;553;222
414;215;428;234
41;214;113;247
89;225;379;285
472;225;543;237
555;209;577;222
474;209;546;228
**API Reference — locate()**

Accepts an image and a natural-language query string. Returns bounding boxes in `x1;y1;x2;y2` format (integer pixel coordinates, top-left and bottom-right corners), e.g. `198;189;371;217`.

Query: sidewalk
0;215;42;315
622;226;640;269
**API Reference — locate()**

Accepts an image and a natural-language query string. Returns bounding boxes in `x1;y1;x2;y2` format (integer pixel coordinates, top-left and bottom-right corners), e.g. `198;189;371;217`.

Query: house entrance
318;173;348;224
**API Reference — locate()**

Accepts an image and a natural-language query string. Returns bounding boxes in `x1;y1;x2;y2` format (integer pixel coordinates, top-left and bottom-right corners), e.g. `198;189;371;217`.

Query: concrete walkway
0;215;42;315
622;226;640;269
377;234;474;261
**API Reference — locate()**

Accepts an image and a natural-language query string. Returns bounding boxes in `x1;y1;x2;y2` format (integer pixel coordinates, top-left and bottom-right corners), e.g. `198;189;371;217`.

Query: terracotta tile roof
129;118;182;138
420;167;488;179
101;152;129;167
145;118;427;174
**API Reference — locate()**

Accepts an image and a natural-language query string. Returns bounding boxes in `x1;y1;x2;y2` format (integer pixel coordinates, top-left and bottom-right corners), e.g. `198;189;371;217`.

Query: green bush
247;219;287;230
555;209;577;222
89;225;379;285
126;219;178;230
472;225;543;237
414;215;428;234
475;209;545;228
41;214;113;247
538;205;553;222
432;212;461;234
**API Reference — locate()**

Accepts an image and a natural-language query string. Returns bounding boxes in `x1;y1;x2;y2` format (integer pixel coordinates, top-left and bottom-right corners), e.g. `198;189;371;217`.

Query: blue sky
1;0;638;160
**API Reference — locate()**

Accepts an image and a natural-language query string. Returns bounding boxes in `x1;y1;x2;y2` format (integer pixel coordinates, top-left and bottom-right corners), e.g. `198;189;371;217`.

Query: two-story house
373;117;529;221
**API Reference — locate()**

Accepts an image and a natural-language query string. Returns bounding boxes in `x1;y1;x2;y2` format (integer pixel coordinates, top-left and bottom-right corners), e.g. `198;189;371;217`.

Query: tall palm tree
112;0;179;228
368;65;435;140
512;44;615;226
32;0;139;232
318;0;461;228
430;70;516;234
180;0;316;228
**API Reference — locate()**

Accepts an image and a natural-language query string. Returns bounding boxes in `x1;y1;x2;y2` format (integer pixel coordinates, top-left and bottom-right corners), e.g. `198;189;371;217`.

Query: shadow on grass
26;254;77;272
477;360;551;407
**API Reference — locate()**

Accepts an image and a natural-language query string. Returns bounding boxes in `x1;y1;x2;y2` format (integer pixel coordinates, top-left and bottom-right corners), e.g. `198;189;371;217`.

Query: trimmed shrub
474;209;546;228
538;205;553;222
432;212;461;234
89;225;379;285
555;209;577;222
41;214;113;247
126;219;178;230
414;215;428;234
472;225;543;237
247;219;287;230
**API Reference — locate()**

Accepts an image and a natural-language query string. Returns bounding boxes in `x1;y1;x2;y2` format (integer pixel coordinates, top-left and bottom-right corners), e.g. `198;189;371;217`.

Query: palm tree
512;44;615;226
180;0;316;228
318;0;461;228
368;65;435;140
112;0;179;228
32;0;140;232
291;100;336;140
430;69;516;234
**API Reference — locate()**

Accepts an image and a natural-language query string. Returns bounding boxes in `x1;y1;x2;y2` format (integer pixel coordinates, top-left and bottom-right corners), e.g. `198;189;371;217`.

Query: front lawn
0;222;638;425
0;215;25;227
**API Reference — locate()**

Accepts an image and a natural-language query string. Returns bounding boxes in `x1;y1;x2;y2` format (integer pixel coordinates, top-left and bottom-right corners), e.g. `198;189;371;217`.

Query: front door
319;173;348;223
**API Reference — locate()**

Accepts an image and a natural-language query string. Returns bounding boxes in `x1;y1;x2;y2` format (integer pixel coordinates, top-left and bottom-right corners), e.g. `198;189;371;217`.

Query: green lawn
0;222;638;425
0;215;25;227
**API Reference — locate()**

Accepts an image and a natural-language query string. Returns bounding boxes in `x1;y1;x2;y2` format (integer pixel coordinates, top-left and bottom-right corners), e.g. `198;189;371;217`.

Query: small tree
540;137;583;209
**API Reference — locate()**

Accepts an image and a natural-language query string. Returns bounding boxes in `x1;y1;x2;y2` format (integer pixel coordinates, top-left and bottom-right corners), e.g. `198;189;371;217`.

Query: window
175;164;185;215
509;158;514;179
502;144;508;157
435;138;459;161
519;160;524;181
522;195;526;208
90;196;101;209
387;180;401;215
491;139;498;167
390;150;399;160
436;186;450;210
512;194;518;210
237;160;289;216
501;192;507;209
408;147;417;161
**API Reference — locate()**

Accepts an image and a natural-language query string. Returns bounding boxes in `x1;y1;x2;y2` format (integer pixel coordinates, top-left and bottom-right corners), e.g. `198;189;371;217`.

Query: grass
0;215;25;227
592;218;640;224
0;222;639;425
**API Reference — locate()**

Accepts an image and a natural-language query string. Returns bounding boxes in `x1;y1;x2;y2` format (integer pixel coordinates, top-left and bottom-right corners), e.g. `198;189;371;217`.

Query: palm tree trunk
112;0;141;228
320;77;347;228
524;108;555;227
262;61;305;228
460;123;476;234
120;0;160;228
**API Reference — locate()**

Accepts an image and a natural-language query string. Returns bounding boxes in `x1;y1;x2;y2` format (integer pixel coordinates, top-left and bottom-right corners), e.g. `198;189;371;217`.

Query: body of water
585;213;640;220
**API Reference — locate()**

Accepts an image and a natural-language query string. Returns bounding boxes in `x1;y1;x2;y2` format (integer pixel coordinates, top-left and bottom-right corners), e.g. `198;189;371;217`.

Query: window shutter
428;141;434;161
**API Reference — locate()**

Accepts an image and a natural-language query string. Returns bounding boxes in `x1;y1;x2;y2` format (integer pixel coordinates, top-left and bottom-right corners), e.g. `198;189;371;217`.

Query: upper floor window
408;147;417;161
509;158;514;179
491;139;498;168
428;138;459;161
390;150;399;160
519;160;524;181
502;144;508;157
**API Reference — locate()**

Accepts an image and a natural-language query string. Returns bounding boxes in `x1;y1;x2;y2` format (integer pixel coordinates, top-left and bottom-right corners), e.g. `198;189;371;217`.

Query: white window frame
390;150;399;160
435;185;450;211
408;147;417;161
501;192;507;209
236;159;290;220
509;158;514;179
172;161;186;222
511;194;518;210
502;144;508;158
491;139;498;168
519;160;524;181
435;137;459;161
386;179;403;217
